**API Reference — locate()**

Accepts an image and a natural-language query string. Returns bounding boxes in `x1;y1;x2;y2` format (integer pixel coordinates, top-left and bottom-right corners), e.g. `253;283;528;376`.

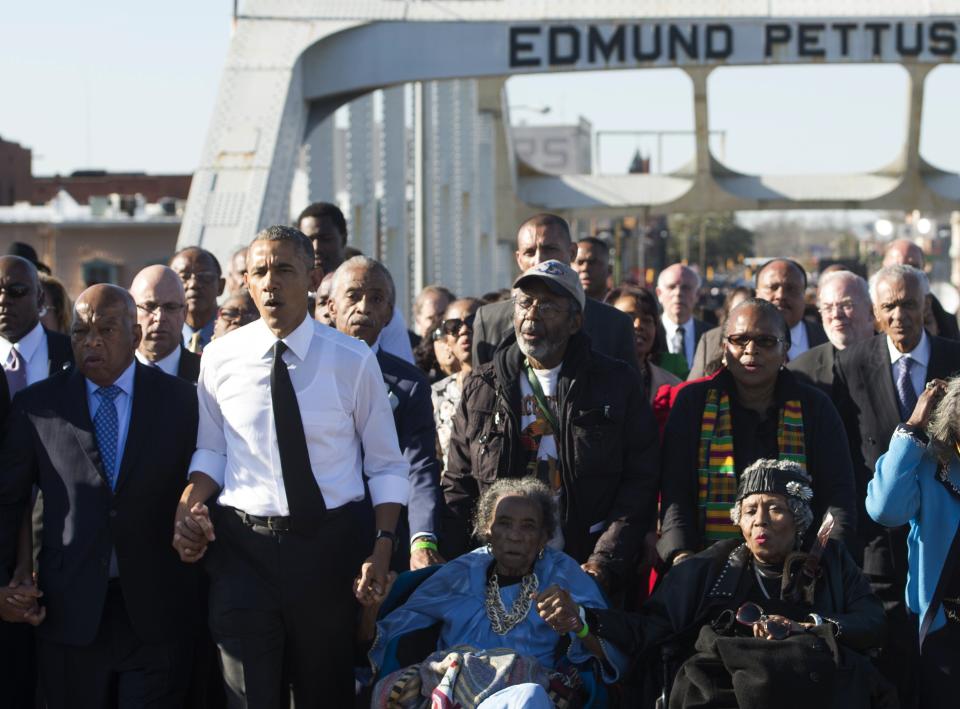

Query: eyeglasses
818;300;856;316
515;296;568;319
735;602;791;640
176;271;218;285
0;284;32;299
136;302;184;316
218;307;253;324
438;314;475;337
725;334;784;350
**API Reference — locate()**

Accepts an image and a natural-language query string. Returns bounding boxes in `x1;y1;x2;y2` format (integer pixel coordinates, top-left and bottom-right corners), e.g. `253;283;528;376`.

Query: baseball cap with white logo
512;259;586;312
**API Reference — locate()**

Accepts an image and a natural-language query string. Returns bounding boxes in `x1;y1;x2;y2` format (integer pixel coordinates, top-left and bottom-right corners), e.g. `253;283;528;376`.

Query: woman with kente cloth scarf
658;298;858;567
549;460;892;709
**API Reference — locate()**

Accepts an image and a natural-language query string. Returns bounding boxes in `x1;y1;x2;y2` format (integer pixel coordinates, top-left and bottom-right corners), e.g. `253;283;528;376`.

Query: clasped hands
535;584;584;636
172;501;215;562
0;568;45;626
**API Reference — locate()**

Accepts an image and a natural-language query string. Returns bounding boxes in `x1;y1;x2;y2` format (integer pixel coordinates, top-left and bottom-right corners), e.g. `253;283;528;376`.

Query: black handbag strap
919;516;960;649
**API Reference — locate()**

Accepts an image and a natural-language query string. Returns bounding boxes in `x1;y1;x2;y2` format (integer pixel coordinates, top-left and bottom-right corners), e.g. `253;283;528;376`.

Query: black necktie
271;341;326;532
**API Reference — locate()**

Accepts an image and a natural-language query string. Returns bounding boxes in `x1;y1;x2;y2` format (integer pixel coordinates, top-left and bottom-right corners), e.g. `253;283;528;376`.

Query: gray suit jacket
472;297;639;370
787;341;838;397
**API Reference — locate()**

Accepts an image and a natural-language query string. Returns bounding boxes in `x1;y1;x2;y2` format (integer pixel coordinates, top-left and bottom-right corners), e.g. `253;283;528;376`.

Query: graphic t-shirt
518;363;564;549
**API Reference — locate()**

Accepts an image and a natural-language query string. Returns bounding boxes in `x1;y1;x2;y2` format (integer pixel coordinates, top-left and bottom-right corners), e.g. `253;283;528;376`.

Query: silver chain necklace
485;572;539;635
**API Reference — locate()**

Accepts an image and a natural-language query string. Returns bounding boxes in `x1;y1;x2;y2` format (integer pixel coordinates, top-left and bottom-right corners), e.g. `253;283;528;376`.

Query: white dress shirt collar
886;329;931;367
251;314;315;361
1;321;44;362
136;346;181;376
85;359;136;399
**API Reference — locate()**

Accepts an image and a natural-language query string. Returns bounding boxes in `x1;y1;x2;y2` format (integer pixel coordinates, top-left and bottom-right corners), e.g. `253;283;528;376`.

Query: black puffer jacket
441;332;659;582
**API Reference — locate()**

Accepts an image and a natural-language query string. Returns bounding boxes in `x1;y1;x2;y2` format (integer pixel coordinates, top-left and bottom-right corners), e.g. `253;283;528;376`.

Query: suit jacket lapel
866;336;902;428
114;363;151;492
63;369;110;487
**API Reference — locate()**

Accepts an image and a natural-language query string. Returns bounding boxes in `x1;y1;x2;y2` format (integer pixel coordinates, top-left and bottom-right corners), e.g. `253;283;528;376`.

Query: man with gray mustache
442;260;659;592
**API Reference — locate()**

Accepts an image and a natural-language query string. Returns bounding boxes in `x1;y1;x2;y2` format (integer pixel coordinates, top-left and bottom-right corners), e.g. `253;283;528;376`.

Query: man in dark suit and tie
170;247;225;354
328;255;444;571
130;265;201;384
883;238;960;340
656;263;710;376
0;254;73;708
472;214;638;370
788;270;875;396
0;284;200;708
755;258;827;361
834;264;960;704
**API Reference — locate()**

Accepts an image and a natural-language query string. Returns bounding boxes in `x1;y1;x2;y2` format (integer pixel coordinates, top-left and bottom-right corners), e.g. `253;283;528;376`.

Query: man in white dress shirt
129;265;201;383
172;225;409;707
656;263;706;371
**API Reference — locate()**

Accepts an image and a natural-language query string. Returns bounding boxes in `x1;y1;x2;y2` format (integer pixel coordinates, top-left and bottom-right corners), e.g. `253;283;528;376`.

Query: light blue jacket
867;427;960;637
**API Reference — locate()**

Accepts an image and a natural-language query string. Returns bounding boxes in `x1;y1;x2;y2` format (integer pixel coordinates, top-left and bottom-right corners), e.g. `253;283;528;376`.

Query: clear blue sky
4;2;960;178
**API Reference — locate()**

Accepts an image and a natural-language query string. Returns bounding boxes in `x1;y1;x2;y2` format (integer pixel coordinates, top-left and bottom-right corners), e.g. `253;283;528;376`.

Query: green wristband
575;620;590;639
411;540;438;552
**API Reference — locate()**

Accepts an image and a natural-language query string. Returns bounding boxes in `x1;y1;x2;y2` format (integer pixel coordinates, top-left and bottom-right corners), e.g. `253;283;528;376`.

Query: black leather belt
234;508;292;532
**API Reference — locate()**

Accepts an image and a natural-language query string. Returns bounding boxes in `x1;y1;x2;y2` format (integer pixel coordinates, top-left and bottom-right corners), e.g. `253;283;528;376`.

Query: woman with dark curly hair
360;477;624;707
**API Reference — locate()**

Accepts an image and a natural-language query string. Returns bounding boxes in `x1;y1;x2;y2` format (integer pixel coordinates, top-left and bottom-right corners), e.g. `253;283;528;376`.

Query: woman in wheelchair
550;459;893;708
358;477;625;708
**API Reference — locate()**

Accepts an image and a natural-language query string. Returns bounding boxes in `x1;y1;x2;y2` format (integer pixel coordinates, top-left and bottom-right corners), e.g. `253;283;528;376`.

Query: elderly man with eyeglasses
443;260;659;592
788;269;876;396
129;265;200;384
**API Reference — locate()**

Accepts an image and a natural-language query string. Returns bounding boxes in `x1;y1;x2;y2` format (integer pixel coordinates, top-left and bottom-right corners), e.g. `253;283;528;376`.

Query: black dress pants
917;619;960;709
38;581;192;709
207;501;373;709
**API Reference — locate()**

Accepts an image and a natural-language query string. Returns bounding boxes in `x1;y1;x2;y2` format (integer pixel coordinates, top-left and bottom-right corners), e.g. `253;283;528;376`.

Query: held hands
172;501;215;563
0;573;45;626
535;584;582;636
907;378;947;429
353;539;396;606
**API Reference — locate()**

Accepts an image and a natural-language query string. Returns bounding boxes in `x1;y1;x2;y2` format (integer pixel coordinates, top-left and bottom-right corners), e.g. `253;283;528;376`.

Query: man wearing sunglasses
328;256;443;571
129;266;200;384
0;255;74;708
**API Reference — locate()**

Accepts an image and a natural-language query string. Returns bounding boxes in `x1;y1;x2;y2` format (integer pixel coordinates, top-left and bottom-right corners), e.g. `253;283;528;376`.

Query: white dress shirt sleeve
189;350;227;485
353;350;410;506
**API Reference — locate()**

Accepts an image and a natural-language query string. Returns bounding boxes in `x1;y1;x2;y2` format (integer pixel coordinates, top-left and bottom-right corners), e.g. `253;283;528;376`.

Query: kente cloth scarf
697;388;807;542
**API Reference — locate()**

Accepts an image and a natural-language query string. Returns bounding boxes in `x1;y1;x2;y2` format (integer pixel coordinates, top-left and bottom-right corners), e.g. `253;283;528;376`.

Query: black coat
443;332;659;581
0;363;200;646
471;297;639;371
176;346;201;384
658;368;858;564
377;349;441;543
591;538;886;656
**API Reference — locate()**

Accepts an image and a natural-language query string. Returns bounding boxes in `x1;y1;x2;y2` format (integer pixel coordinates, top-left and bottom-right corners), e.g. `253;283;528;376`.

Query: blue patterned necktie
894;356;918;422
94;385;122;489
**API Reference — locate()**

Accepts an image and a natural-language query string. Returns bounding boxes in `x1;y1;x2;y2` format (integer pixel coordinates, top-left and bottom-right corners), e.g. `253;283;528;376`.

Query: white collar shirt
0;322;49;386
189;315;410;516
788;321;810;361
135;346;181;377
886;329;931;401
661;314;695;367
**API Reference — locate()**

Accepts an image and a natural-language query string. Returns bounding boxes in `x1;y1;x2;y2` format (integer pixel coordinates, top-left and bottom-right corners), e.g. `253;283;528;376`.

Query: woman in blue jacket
867;376;960;709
